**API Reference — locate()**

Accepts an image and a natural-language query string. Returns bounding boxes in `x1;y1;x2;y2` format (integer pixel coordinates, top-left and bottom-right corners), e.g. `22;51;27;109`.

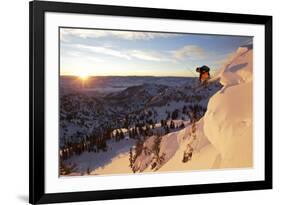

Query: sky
60;28;252;77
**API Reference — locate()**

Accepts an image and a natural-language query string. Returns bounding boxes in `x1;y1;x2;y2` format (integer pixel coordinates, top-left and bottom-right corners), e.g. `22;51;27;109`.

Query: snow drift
203;45;253;168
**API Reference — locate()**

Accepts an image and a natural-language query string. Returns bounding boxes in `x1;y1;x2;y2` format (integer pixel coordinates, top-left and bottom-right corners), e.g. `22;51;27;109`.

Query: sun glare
78;73;89;81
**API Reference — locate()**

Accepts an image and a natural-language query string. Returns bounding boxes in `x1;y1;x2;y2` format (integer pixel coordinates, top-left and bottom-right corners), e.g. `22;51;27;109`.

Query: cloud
65;43;177;63
173;45;206;60
110;32;176;40
130;50;174;62
75;44;131;60
61;28;178;41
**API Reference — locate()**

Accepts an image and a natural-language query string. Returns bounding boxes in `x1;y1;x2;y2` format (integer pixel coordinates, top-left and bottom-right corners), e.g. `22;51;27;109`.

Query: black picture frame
29;0;272;204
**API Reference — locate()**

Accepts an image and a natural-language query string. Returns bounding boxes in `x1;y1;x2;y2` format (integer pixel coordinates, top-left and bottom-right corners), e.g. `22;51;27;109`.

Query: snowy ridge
160;44;253;170
203;45;253;168
160;45;253;170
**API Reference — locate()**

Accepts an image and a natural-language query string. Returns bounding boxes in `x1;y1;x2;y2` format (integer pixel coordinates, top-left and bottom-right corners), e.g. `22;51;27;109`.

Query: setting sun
78;72;89;81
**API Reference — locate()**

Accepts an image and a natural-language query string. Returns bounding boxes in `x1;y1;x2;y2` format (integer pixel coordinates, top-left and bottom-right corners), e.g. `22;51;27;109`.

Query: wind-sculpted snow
203;45;253;168
160;45;253;171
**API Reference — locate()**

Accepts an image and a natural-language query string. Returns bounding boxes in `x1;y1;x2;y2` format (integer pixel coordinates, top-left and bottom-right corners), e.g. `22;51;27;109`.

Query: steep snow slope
63;138;136;175
159;119;219;171
160;45;253;170
93;119;219;174
161;45;253;170
203;45;253;168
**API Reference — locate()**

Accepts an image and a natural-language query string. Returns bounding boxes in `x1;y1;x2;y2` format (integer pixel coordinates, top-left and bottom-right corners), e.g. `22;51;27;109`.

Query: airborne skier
196;65;211;84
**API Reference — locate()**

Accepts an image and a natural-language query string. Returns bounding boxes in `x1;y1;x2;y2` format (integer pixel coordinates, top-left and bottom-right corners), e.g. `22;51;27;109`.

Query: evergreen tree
128;129;132;138
161;119;164;127
180;122;185;129
151;120;155;129
115;130;120;141
165;125;170;134
151;135;162;170
135;138;144;158
166;112;171;120
170;120;175;129
182;105;187;114
124;116;129;129
119;129;125;139
145;124;150;136
171;109;179;120
153;136;161;158
129;147;134;170
138;125;144;136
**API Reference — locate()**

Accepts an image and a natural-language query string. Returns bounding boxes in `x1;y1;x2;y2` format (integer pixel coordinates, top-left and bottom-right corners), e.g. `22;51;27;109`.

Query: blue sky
60;28;252;77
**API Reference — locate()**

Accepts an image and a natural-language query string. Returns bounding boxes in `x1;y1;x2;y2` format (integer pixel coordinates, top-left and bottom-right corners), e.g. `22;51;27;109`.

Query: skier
196;65;211;84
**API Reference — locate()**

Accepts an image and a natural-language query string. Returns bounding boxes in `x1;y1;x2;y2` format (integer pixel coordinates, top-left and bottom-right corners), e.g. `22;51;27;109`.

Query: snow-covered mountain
105;83;169;111
59;75;222;175
89;44;253;175
59;77;221;147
